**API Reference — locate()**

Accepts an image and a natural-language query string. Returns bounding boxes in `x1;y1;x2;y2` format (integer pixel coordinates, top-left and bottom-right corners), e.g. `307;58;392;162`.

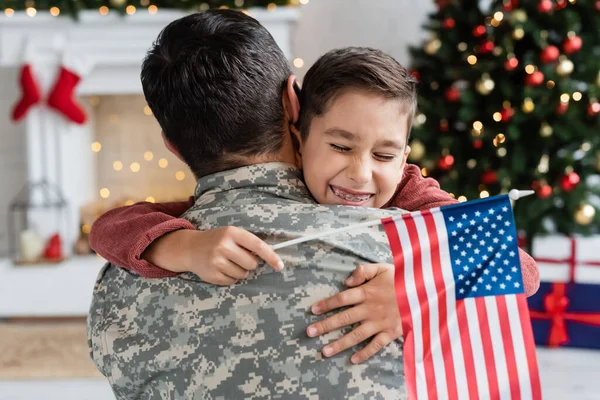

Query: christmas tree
410;0;600;245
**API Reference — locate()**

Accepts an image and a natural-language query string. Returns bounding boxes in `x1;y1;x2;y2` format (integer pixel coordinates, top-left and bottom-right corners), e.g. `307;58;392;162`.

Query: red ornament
538;185;553;199
563;36;582;54
538;0;553;13
438;155;455;170
445;87;461;102
501;107;515;122
596;1;600;11
473;25;486;37
540;46;560;64
481;170;498;185
473;139;483;149
526;71;545;86
505;57;519;71
443;18;456;29
504;0;520;11
556;102;569;115
588;102;600;116
410;68;420;81
440;120;449;132
480;41;495;54
560;172;580;191
555;0;568;9
44;233;63;260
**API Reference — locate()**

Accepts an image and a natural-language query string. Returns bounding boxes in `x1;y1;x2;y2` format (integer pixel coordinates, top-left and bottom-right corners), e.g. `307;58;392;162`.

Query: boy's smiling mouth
330;185;374;204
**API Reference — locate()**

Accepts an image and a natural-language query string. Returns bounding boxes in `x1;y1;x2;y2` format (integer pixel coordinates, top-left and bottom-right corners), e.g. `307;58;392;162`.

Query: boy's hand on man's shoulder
143;226;284;285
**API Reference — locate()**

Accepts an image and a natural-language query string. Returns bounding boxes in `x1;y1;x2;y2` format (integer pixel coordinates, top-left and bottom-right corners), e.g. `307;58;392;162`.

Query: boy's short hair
141;10;292;178
297;47;418;142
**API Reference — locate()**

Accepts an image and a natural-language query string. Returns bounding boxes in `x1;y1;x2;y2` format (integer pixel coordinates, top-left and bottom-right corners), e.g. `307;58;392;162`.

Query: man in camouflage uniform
87;10;407;399
88;163;407;399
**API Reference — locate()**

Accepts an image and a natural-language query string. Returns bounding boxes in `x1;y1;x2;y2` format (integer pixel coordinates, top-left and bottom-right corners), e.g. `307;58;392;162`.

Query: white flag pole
271;190;534;251
272;218;384;250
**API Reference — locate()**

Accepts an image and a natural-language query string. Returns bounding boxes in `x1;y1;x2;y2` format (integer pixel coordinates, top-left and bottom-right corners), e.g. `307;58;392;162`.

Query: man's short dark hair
297;47;418;142
141;10;292;177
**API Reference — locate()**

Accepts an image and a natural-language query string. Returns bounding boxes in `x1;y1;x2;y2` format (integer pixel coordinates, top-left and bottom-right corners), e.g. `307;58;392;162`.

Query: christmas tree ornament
588;101;600;116
11;42;41;122
481;170;498;185
109;0;127;7
504;0;520;12
540;45;560;63
476;74;495;95
574;203;596;225
563;35;582;54
555;0;568;10
445;86;461;102
538;0;553;13
556;58;574;76
526;70;545;86
438;154;455;170
539;122;553;137
473;139;483;149
424;38;442;55
560;172;580;191
537;184;552;199
47;49;95;124
522;97;535;113
556;102;569;115
505;57;519;71
443;18;456;29
480;41;495;54
440;119;449;132
408;140;426;162
509;9;527;23
596;1;600;11
513;28;525;40
473;25;486;37
501;107;515;122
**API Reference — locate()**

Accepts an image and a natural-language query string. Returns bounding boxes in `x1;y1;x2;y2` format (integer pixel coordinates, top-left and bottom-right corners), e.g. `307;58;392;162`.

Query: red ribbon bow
530;282;600;347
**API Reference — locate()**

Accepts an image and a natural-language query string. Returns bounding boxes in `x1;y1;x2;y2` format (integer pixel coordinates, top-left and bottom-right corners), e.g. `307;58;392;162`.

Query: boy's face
297;90;411;209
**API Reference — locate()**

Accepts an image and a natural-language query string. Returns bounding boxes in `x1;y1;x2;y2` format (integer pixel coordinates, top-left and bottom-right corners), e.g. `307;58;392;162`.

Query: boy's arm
388;163;540;296
88;197;195;278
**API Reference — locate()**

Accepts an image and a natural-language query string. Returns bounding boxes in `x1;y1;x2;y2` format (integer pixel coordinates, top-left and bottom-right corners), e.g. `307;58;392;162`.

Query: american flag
382;195;541;400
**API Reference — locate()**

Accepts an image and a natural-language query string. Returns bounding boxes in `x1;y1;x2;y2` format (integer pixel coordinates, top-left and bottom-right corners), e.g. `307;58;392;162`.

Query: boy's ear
283;75;300;124
162;131;185;163
289;124;303;169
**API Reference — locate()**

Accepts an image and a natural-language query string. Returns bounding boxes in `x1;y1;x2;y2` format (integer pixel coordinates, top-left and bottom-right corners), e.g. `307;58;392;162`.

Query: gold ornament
513;28;525;40
109;0;127;7
408;140;426;162
424;38;442;55
574;203;596;226
510;9;528;24
476;74;495;95
540;122;553;137
556;59;574;76
522;97;535;113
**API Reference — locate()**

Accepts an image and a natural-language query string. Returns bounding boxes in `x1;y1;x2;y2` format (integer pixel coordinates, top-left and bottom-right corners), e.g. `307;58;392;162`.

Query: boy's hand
306;263;402;364
143;227;284;285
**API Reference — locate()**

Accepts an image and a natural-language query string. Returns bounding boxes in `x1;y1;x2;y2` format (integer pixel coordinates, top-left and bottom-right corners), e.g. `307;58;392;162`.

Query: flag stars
499;229;505;235
480;239;487;245
482;255;489;261
506;275;512;281
459;288;465;294
486;284;492;290
457;222;463;228
505;221;511;227
458;274;464;280
470;220;476;226
492;276;498;282
463;266;469;271
465;228;471;234
514;282;521;288
467;242;473;248
449;216;455;222
455;259;462;265
459;237;465;242
491;223;497;229
484;217;489;223
489;208;495;214
462;213;468;219
452;231;457;236
477;263;483;269
504;259;510;265
511;266;518;273
490;261;496;267
472;234;478;240
497;215;503;221
501;244;507;250
500;283;506;289
469;257;475;263
498;267;504;273
485;232;492;237
461;250;467;257
488;246;494;252
454;245;459;250
496;252;502;258
502;206;508;212
493;238;500;244
478;277;484;283
475;211;481;217
474;248;481;254
507;235;513;242
484;269;490;275
472;285;478;292
509;251;516;257
471;272;477;277
478;226;484;231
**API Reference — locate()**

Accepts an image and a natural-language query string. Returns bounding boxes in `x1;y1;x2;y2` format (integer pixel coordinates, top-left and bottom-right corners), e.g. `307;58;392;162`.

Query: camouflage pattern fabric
88;162;408;399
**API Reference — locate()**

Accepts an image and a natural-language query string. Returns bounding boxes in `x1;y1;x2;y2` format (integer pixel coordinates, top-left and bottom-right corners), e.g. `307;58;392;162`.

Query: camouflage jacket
88;162;407;399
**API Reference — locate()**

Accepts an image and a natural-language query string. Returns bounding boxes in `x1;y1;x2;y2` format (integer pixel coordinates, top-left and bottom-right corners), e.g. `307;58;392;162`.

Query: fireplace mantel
0;8;298;259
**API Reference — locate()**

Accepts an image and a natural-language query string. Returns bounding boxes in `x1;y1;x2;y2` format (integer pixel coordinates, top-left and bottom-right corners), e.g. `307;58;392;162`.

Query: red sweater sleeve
88;197;195;278
386;163;540;296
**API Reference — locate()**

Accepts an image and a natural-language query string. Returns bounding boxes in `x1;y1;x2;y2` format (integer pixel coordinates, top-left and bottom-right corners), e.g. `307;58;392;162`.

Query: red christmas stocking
47;67;87;124
47;51;94;125
11;64;41;122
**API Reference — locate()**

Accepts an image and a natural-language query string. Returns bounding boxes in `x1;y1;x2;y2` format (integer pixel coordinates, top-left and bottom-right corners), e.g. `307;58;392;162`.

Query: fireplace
0;8;298;259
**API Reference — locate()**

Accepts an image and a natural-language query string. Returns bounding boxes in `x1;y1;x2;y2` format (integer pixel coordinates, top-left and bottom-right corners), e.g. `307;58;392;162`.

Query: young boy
89;47;540;298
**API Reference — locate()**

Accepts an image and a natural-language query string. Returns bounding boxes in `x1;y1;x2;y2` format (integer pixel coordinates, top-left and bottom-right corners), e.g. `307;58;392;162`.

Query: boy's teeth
332;187;371;202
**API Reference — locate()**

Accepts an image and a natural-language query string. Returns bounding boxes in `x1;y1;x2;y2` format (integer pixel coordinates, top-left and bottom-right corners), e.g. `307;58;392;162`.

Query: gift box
527;235;600;349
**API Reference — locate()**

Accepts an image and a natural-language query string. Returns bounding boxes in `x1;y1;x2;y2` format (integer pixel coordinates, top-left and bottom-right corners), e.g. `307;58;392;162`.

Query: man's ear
283;75;300;124
161;131;185;163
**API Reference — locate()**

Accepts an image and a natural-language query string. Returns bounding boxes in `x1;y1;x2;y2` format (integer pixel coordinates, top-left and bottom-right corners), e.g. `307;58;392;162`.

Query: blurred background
0;0;598;398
